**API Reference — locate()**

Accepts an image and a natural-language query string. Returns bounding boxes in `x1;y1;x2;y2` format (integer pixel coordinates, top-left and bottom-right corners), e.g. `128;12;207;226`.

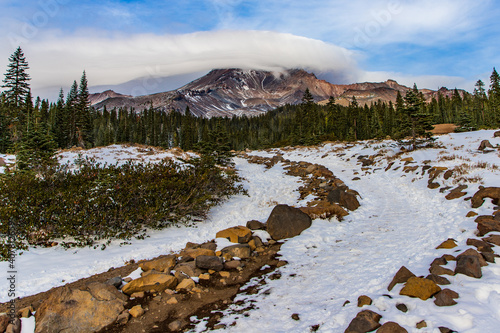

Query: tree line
1;47;500;167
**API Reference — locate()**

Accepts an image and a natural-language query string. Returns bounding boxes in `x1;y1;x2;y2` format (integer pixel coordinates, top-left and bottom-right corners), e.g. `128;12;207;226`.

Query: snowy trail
203;144;500;333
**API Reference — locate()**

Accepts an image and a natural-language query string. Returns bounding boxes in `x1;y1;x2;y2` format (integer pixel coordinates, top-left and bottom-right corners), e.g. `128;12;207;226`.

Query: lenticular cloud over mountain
27;30;360;94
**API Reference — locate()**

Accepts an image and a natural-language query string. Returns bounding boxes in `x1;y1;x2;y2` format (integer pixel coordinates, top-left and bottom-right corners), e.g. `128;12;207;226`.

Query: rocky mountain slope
91;68;464;117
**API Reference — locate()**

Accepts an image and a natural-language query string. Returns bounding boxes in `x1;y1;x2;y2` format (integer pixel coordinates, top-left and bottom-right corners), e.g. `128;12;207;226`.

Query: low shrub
0;156;245;259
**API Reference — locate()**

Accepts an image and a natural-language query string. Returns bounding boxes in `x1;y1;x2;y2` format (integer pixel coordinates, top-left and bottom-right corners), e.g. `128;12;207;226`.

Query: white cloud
18;30;360;98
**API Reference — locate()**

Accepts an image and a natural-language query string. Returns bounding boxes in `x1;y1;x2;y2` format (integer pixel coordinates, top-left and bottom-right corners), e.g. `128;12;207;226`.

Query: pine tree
2;47;31;109
402;84;433;148
66;80;79;147
488;67;500;125
76;71;93;147
15;122;57;171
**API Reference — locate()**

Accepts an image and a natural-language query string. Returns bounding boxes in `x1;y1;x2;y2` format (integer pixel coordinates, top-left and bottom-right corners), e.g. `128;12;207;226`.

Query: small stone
200;242;217;251
344;310;382;333
377;322;408;333
130;291;145;299
246;220;266;230
219;271;230;278
116;312;130;325
466;211;478;217
399;277;441;300
396;303;408;313
277;260;288;268
438;327;455;333
104;276;123;289
123;277;132;283
168;320;184;331
482;252;496;263
291;313;300;321
388;266;415;291
129;305;144;318
199;273;211;280
436;239;457;249
357;295;372;307
416;320;427;329
166;297;178;304
442;254;456;261
176;278;195;292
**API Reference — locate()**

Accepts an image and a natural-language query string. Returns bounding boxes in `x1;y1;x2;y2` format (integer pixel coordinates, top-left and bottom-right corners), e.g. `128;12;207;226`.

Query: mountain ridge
90;69;465;117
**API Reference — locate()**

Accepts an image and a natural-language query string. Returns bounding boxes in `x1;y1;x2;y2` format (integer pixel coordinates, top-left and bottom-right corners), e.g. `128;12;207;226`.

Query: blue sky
1;0;499;100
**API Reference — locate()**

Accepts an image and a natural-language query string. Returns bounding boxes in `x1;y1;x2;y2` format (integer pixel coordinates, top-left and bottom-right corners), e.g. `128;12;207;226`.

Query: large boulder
399;277;441;300
471;187;500;208
35;283;127;333
327;187;360;211
344;310;382;333
266;204;312;240
121;273;177;295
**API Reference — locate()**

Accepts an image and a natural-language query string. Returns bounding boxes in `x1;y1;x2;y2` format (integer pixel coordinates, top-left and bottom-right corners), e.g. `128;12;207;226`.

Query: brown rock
476;217;500;236
129;305;144;318
466;211;478;217
344;310;382;333
455;255;482;278
216;226;253;243
428;182;440;189
266;204;312;240
436;239;457;249
182;248;216;259
494;130;500;138
426;274;451;285
438;327;455;333
445;191;466;200
195;255;224;271
18;306;32;318
224;260;242;270
35;283;127;333
471;187;500;208
221;244;252;259
395;303;408;313
5;318;21;333
399;277;441;300
416;320;427;329
175;261;203;277
200;242;217;251
176;278;195;292
299;201;349;220
246;220;266;230
482;252;497;263
442;254;456;261
130;291;145;298
377;322;408;333
121;274;177;295
483;234;500;246
387;266;415;291
357;295;372;307
116;312;130;325
0;314;9;332
478;139;494;150
429;265;455;276
168;320;184;331
466;238;493;252
457;248;488;267
139;255;176;272
400;157;414;162
327;187;360;211
434;289;459;307
431;257;447;266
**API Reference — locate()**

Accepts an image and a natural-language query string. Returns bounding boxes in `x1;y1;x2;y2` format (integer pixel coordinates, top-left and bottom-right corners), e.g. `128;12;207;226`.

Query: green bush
0;156;245;259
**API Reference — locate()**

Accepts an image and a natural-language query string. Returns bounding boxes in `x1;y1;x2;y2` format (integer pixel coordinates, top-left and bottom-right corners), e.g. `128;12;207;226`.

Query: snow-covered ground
1;130;500;332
